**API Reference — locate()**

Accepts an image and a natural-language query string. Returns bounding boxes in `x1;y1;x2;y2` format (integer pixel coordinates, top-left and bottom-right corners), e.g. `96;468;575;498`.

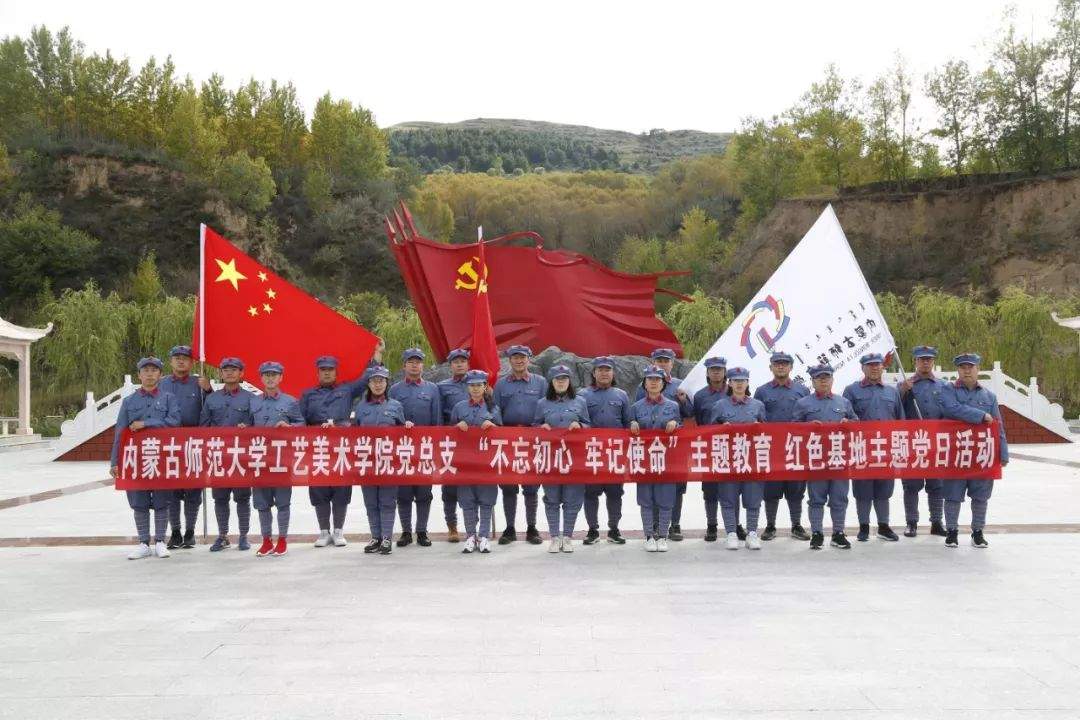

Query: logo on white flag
739;294;790;359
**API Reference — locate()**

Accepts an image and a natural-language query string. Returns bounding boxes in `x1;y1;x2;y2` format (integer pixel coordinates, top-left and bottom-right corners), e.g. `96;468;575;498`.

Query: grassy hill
388;118;732;174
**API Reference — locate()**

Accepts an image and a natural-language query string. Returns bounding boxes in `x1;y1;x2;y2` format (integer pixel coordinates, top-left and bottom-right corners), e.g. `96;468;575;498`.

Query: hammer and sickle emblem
454;257;488;291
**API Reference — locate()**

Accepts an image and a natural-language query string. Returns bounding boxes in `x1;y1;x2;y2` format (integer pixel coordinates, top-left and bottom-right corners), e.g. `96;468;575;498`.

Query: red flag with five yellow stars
191;225;379;395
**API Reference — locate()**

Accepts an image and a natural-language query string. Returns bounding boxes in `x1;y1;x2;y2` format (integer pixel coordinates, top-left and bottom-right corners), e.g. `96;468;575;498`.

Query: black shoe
857;524;870;542
904;521;917;538
416;532;431;547
930;520;948;537
526;526;543;545
877;524;899;542
830;532;851;549
810;532;824;550
181;529;196;549
396;531;413;547
379;539;393;554
790;524;811;541
760;525;776;541
363;538;381;553
607;529;626;545
704;524;718;542
166;530;183;550
945;530;959;548
498;527;517;545
583;529;600;545
971;530;988;548
735;524;747;541
669;524;683;542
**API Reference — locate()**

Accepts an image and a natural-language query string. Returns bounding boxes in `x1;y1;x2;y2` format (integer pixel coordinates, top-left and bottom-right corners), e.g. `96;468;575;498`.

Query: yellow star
258;271;268;282
266;288;277;299
263;303;273;313
214;258;247;291
248;306;258;317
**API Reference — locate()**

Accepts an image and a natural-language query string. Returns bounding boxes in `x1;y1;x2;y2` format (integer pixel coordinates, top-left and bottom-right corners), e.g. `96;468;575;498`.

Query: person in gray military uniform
437;348;473;542
533;364;592;554
200;357;255;552
299;355;366;549
580;356;631;545
897;345;948;537
843;352;904;543
793;364;858;550
634;348;693;541
630;365;683;553
492;345;547;545
158;344;212;549
938;352;1009;549
250;361;305;558
451;369;503;554
389;348;442;548
753;351;811;542
110;357;181;560
692;356;731;542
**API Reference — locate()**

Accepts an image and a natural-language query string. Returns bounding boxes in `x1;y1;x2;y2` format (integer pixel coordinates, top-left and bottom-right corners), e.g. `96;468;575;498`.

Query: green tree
301;161;333;214
413;189;454;242
38;281;133;395
163;83;223;176
214;151;276;213
662;290;735;360
308;93;388;191
128;252;162;305
989;17;1055;174
925;60;981;175
726;118;809;227
336;291;389;329
373;305;431;372
790;64;865;188
1051;0;1080;165
613;235;665;275
0;198;98;316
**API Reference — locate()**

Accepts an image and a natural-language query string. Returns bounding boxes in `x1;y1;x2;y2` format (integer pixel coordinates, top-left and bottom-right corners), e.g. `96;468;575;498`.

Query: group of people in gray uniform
110;343;1007;560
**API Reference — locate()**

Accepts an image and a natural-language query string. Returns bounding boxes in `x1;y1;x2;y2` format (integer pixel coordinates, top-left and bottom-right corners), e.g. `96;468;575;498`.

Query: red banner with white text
115;420;1003;490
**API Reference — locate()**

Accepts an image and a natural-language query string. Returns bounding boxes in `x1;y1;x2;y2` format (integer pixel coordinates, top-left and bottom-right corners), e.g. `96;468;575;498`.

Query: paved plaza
1;442;1079;719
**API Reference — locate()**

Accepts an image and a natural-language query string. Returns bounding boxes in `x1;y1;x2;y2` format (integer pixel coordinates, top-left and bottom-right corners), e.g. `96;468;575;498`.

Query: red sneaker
273;537;288;556
256;537;274;556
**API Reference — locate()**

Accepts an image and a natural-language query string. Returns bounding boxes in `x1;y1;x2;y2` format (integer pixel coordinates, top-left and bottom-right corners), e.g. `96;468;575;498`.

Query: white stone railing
52;378;262;459
886;360;1072;441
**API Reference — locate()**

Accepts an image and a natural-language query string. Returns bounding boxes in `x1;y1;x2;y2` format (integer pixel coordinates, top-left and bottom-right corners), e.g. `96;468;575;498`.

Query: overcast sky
0;0;1061;134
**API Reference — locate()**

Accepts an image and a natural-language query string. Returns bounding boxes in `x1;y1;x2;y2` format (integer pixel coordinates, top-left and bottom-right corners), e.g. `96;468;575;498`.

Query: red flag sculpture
386;202;690;361
192;225;379;395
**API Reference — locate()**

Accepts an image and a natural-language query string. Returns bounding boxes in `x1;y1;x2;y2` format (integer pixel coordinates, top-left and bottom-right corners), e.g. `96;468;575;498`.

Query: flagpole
198;223;209;538
199;223;206;363
478;225;498;536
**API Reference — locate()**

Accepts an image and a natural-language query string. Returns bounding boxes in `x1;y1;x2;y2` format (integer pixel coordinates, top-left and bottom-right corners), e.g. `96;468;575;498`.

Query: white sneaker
332;529;347;547
561;536;574;553
463;535;476;554
656;537;669;552
128;542;152;560
153;541;171;558
746;531;762;550
479;536;491;553
548;538;561;553
644;537;658;552
314;530;331;548
726;532;740;550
